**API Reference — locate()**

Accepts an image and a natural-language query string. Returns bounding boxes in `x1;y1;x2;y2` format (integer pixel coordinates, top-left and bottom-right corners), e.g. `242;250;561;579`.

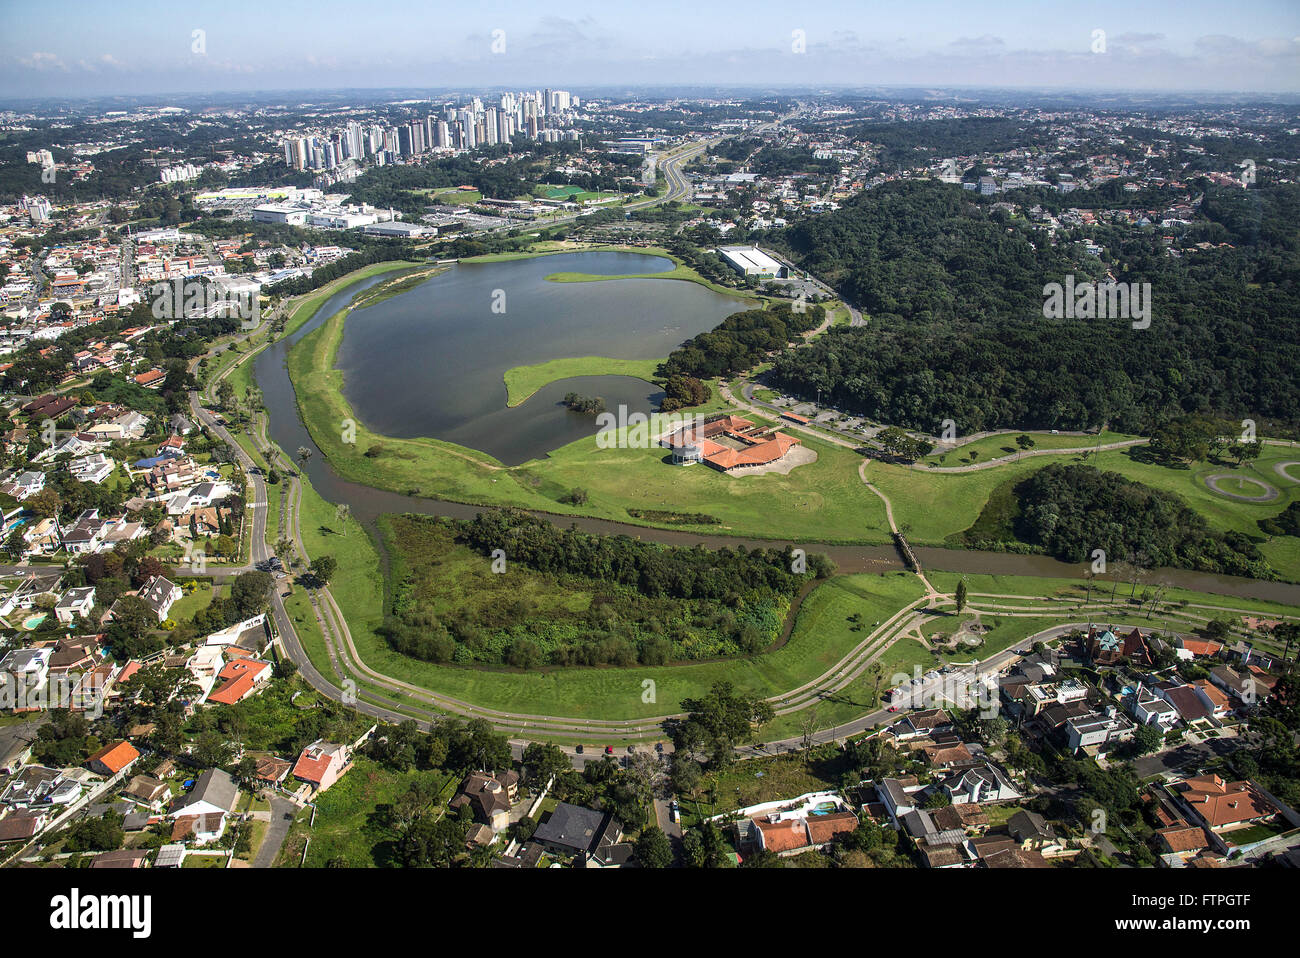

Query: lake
331;251;749;464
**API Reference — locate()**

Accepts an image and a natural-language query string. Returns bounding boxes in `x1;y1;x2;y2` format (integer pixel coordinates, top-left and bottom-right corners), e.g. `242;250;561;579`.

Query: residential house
0;809;47;843
1173;775;1280;834
291;739;352;792
449;770;520;832
169;768;238;843
1065;708;1136;753
136;575;181;622
206;656;273;706
68;453;114;485
533;802;620;861
122;774;171;810
86;741;140;777
941;763;1022;805
1007;810;1060;853
53;586;95;625
1126;684;1180;729
1156;682;1212;724
254;756;292;788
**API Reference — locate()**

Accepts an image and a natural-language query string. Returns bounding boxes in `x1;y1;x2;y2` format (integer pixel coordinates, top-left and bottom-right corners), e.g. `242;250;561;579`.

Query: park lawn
428;186;482;205
546;259;760;300
332;565;925;722
169;581;217;623
518;428;893;543
182;853;228;868
504;356;665;407
924;430;1139;466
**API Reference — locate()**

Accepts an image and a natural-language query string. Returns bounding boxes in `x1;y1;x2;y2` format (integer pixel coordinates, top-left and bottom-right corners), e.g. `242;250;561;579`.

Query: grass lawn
504;356;665;407
924;431;1139;466
924;571;1300;620
705;752;840;814
278;758;457;867
182;853;228;868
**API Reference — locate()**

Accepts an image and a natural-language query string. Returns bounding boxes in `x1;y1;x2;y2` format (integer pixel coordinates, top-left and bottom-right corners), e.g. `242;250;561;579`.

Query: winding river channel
252;260;1300;608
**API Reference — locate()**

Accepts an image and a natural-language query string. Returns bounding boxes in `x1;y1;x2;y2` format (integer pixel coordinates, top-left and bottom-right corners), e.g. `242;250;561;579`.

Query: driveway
253;795;299;868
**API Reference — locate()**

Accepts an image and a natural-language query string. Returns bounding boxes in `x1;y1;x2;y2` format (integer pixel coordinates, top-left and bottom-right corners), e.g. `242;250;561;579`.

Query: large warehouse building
717;245;787;279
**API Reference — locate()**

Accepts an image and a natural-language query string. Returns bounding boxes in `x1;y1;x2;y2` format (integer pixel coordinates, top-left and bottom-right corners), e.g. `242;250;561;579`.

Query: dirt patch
724;444;819;477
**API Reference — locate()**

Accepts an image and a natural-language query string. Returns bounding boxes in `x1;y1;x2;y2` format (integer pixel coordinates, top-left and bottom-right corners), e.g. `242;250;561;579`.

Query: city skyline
2;0;1299;98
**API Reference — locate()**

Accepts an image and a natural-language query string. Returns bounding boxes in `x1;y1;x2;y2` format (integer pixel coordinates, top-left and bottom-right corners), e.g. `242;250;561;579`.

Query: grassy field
279;758;458;867
923;430;1140;466
300;491;926;716
504;356;664;407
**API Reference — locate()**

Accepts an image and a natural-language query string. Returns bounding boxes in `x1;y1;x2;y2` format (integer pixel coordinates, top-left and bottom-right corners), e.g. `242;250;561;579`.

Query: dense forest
766;180;1300;434
1011;464;1274;579
658;302;825;380
378;512;834;669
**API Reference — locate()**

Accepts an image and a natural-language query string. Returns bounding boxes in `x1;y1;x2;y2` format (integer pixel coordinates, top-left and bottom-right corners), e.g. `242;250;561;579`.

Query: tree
309;555;337;587
1130;723;1163;756
675;681;774;768
274;536;296;566
235;755;259;789
635;826;673;868
521;742;571;785
296;446;313;469
955;579;968;615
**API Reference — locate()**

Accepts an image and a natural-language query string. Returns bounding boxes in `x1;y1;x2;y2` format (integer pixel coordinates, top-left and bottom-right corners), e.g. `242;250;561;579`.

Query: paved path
253;795;298;868
1204;473;1280;502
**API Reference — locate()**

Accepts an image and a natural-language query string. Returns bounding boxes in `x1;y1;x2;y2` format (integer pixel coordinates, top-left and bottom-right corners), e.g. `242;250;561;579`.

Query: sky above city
2;0;1298;99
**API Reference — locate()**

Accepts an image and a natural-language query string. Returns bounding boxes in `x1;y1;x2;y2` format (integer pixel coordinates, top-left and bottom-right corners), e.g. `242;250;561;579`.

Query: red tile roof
1177;775;1278;829
86;740;139;775
755;817;810;853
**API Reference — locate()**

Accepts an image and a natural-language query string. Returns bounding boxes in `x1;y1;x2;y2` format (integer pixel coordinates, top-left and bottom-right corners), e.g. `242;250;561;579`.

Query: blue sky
2;0;1298;97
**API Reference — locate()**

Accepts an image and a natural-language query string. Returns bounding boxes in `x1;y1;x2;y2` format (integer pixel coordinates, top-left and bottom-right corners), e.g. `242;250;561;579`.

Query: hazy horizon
2;0;1298;99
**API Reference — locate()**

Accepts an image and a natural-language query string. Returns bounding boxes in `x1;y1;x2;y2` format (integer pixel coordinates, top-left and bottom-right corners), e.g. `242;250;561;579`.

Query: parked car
575;745;584;754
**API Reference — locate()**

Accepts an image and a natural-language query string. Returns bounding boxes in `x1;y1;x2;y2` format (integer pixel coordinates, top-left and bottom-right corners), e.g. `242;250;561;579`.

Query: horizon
2;0;1298;99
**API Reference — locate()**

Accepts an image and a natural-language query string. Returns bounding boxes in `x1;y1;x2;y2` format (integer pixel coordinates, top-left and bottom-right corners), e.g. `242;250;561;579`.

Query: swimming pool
22;613;47;630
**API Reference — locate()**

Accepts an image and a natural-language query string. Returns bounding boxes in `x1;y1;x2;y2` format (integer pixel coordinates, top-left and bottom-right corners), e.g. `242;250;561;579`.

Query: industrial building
716;245;787;279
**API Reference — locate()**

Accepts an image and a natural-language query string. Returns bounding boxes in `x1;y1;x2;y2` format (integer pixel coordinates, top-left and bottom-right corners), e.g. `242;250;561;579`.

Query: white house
137;575;181;622
68;453;114;485
54;586;96;625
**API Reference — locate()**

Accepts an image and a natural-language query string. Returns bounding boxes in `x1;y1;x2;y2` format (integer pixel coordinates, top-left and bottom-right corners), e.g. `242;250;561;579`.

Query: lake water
332;251;748;464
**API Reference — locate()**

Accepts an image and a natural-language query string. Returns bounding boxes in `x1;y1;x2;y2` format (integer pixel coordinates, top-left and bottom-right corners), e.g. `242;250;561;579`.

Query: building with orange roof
754;816;812;854
1174;775;1279;832
291;739;353;792
206;657;272;706
805;810;859;847
661;413;802;472
86;740;140;777
1177;638;1223;659
1192;679;1232;717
